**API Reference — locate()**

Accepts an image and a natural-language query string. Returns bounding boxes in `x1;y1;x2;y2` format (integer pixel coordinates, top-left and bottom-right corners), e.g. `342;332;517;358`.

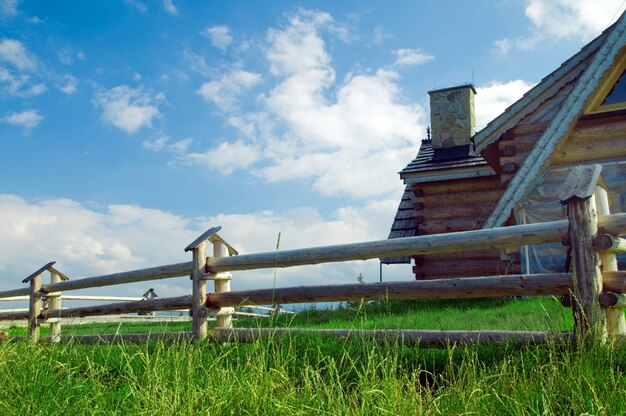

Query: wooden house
383;11;626;279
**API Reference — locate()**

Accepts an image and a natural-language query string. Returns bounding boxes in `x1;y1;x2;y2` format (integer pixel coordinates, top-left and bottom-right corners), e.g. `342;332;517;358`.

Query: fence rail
2;164;625;346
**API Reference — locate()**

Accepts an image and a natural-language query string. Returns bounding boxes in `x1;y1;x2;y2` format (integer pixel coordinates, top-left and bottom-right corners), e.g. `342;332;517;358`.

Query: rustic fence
1;164;625;346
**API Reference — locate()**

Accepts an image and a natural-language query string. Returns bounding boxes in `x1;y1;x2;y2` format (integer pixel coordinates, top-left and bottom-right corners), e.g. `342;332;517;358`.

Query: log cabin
383;10;626;279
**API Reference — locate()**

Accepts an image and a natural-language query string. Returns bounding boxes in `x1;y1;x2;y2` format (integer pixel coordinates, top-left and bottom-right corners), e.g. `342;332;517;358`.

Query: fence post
27;273;42;343
211;240;233;329
559;164;606;342
594;186;626;338
48;269;62;342
22;262;56;344
191;240;208;340
186;227;223;341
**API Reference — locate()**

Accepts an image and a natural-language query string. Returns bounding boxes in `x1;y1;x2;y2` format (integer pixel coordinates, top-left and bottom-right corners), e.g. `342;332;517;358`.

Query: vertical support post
560;165;606;342
595;186;626;338
28;273;42;343
49;270;62;342
192;240;208;340
213;240;233;329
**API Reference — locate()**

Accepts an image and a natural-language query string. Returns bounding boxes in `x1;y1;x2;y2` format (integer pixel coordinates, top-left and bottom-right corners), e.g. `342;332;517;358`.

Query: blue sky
1;0;625;299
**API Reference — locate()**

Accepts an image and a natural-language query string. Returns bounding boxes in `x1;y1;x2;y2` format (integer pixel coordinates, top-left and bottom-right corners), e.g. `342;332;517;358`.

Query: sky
1;0;625;302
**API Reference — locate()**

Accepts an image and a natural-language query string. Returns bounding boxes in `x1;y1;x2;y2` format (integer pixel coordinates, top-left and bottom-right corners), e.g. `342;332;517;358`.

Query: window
601;68;626;106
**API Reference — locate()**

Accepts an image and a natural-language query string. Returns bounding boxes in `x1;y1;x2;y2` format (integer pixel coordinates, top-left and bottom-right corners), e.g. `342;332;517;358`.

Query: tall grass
0;298;621;414
0;334;624;414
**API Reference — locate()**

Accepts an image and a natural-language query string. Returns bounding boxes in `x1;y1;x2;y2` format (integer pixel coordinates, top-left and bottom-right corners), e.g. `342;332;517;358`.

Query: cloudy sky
1;0;625;300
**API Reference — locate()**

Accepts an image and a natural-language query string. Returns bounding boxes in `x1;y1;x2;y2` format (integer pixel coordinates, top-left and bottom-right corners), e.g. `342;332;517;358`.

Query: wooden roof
483;10;626;228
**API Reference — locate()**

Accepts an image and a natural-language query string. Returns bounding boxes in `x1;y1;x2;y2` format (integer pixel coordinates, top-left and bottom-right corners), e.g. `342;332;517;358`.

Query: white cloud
94;85;162;134
162;0;177;15
0;0;20;17
495;0;626;54
266;9;334;76
60;75;77;94
201;25;233;50
0;38;37;71
0;68;45;97
196;69;262;111
184;140;261;174
372;26;392;45
1;109;42;130
125;0;147;13
392;49;434;67
475;80;535;129
0;194;408;294
186;9;424;199
142;134;192;154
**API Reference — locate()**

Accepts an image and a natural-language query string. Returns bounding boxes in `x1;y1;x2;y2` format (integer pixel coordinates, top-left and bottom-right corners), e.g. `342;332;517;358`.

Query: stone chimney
428;84;476;152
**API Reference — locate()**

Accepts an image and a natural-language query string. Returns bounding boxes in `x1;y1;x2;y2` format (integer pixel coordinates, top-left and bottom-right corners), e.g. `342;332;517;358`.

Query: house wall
409;175;520;279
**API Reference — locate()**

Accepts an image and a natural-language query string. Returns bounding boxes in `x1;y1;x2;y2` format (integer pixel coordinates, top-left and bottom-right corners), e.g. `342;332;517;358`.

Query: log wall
410;176;517;279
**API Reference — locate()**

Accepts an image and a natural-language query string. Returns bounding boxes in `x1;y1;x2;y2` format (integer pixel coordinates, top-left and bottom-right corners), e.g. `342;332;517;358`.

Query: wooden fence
1;164;625;346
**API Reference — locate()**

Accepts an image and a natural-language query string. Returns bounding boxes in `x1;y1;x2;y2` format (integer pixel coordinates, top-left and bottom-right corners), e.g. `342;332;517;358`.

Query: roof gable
483;11;626;228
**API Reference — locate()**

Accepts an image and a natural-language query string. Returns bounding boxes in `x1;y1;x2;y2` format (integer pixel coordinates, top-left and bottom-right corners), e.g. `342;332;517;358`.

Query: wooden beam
27;273;42;343
593;234;626;253
411;189;502;206
49;269;62;342
192;240;208;341
598;292;626;308
595;187;626;338
206;273;576;308
560;165;606;341
210;328;574;347
39;261;193;294
207;219;570;273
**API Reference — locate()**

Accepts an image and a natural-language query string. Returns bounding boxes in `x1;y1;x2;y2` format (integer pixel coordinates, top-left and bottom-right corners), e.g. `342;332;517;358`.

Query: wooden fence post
22;262;56;344
48;269;63;343
28;273;42;343
594;186;626;339
559;165;606;342
191;240;208;340
211;240;233;329
186;227;223;341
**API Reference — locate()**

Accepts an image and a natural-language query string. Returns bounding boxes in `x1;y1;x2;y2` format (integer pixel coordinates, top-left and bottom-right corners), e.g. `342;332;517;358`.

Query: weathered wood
415;260;521;278
212;240;233;329
210;328;574;347
207;273;575;307
558;164;602;205
38;295;193;320
502;145;516;156
512;121;550;135
192;241;207;340
23;261;56;283
594;234;626;253
207;220;569;273
184;226;221;252
598;213;626;236
28;273;42;343
598;293;626;308
417;205;487;220
419;217;485;234
563;179;606;340
595;187;626;337
40;261;193;294
416;176;501;195
53;332;194;344
49;270;62;342
551;136;626;166
502;162;517;174
412;190;502;206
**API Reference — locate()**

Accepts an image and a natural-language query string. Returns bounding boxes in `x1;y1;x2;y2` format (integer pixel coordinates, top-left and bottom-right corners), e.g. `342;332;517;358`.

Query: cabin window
515;162;626;274
601;68;626;106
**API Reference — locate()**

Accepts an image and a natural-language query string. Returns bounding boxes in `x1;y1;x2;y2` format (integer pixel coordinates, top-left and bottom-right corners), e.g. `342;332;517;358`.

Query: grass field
1;297;623;415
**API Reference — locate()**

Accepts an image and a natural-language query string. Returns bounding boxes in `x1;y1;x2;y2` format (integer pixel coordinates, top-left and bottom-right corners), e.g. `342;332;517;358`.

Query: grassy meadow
1;297;624;415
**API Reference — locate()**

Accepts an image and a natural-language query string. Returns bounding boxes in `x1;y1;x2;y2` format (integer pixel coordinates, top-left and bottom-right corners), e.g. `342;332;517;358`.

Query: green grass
1;297;621;415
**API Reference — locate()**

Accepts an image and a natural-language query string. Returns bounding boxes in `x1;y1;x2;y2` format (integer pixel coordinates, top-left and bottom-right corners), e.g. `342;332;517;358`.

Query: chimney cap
428;83;476;95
